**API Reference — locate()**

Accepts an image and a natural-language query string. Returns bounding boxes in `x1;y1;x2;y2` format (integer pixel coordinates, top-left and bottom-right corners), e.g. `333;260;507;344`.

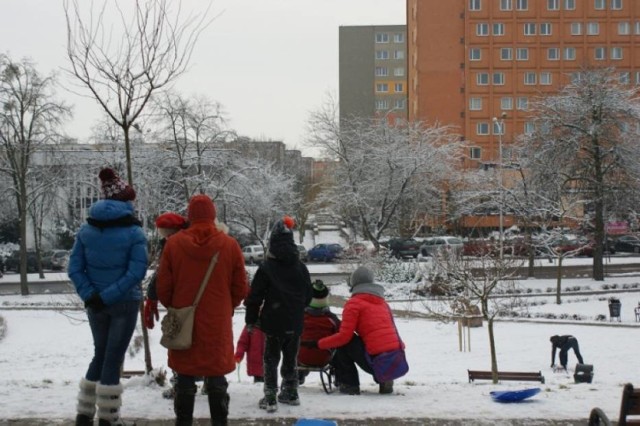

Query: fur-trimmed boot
174;383;197;426
76;378;97;426
207;388;230;426
96;383;132;426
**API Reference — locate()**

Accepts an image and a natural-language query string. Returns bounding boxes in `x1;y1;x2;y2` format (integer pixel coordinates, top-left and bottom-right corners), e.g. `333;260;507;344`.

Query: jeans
332;334;374;387
263;333;300;394
560;337;584;367
85;300;139;385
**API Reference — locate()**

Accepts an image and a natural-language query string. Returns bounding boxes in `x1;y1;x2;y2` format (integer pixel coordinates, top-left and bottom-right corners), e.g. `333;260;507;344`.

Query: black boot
174;384;197;426
206;380;230;426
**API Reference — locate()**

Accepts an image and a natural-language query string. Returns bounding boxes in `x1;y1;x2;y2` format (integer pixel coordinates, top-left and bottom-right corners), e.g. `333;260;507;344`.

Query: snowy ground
1;256;640;424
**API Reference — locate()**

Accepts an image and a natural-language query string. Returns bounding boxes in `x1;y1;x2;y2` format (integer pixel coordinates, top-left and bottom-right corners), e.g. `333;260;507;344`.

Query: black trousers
559;337;584;367
332;334;374;387
263;333;300;394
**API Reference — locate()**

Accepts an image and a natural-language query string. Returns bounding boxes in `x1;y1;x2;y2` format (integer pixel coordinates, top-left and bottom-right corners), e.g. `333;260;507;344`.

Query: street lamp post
493;113;507;259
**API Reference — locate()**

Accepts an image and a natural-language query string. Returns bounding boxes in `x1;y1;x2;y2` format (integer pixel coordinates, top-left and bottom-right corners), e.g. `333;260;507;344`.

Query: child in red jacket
235;324;266;383
298;280;340;384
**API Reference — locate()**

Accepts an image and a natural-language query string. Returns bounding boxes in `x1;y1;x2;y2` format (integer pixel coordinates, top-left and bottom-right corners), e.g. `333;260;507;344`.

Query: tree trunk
526;230;535;278
487;318;499;384
556;255;563;305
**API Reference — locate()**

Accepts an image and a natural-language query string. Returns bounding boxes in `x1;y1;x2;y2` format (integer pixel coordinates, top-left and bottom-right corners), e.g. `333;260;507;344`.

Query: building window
394;67;405;76
477;122;490;135
500;0;512;10
470;147;482;159
587;22;600;35
595;47;606;60
611;47;623;59
394;83;404;92
619;72;630;84
477;23;489;36
517;97;528;110
394;50;405;60
470;0;481;10
394;33;404;43
547;48;560;60
500;48;513;60
540;72;552;85
375;100;389;110
524;72;536;85
635;71;640;84
517;0;528;10
635;22;640;34
548;0;559;10
493;121;505;135
375;67;388;77
571;22;582;35
564;47;576;60
516;48;529;60
524;23;536;35
395;99;406;109
611;0;622;10
594;0;605;9
565;0;576;9
618;22;630;35
477;73;489;85
501;97;513;110
493;72;505;85
376;50;389;60
524;122;535;135
540;23;552;35
470;48;481;60
375;33;389;43
493;23;505;36
376;83;388;92
571;72;582;83
469;97;483;110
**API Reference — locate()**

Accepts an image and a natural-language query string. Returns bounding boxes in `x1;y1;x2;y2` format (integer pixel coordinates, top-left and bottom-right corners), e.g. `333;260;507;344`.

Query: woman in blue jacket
68;168;148;426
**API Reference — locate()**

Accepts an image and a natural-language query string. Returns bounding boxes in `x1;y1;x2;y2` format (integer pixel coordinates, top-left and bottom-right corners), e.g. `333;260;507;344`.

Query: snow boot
259;390;278;413
75;377;97;426
277;387;300;405
206;386;230;426
174;383;197;426
96;383;132;426
379;380;394;394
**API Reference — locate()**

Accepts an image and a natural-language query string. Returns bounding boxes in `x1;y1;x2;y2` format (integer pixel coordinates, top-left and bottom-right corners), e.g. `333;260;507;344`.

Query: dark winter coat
234;325;265;377
318;288;403;356
244;233;312;337
298;306;341;367
68;199;148;305
157;221;248;377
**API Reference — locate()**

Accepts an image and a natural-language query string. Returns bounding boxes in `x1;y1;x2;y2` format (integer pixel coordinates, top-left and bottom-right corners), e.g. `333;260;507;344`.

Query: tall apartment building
408;0;640;166
339;25;408;123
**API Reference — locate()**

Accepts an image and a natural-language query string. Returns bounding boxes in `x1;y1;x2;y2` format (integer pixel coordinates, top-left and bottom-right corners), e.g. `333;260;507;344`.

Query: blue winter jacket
68;200;148;305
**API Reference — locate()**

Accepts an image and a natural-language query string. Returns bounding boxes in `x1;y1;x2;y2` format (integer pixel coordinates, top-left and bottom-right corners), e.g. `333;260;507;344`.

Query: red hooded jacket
234;325;265;377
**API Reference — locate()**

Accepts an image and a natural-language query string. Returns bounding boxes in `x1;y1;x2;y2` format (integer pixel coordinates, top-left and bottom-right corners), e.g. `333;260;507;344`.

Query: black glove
301;340;318;349
85;293;106;311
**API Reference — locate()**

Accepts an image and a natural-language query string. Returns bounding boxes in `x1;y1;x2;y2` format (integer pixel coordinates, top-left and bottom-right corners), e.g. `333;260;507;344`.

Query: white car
242;245;264;265
420;236;464;257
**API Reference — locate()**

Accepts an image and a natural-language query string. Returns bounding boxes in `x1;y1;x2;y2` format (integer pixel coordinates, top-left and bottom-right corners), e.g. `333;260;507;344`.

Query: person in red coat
234;324;266;383
157;194;248;426
302;266;402;395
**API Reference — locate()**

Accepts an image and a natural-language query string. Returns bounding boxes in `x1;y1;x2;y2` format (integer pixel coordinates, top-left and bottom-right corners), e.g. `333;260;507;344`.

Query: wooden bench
468;369;545;384
588;383;640;426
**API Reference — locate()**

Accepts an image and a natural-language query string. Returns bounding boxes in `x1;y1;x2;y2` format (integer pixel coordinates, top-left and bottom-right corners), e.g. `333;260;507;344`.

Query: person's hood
173;222;226;261
267;235;299;264
88;199;135;221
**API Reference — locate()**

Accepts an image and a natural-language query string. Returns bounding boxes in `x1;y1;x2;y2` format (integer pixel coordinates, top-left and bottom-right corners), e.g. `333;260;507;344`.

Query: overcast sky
0;0;406;156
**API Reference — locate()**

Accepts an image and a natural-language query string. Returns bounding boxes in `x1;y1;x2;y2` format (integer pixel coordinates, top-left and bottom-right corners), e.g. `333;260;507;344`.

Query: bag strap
192;252;220;307
384;303;404;351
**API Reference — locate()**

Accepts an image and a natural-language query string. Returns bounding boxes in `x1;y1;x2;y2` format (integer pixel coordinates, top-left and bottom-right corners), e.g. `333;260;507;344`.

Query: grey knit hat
349;266;375;290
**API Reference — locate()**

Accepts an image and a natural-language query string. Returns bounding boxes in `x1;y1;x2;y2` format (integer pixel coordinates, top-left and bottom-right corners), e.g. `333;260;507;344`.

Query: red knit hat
98;168;136;202
188;194;216;223
155;212;187;229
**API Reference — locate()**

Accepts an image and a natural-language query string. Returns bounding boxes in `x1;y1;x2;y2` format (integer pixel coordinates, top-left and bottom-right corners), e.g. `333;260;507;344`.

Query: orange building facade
408;0;640;166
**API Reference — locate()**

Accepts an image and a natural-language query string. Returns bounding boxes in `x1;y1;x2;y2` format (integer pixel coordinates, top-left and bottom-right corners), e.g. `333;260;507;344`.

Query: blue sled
295;419;338;426
490;387;541;403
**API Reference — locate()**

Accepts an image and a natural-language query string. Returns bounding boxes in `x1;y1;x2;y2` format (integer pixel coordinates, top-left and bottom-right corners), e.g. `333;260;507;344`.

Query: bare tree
0;54;70;295
525;67;640;280
306;97;460;247
64;0;211;184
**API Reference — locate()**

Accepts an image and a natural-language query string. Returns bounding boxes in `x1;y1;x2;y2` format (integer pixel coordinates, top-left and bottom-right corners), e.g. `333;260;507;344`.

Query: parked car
420;236;464;257
49;250;70;270
307;243;343;262
4;250;38;273
614;235;640;253
387;238;421;259
242;245;265;265
344;241;377;259
297;244;308;262
462;239;496;257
